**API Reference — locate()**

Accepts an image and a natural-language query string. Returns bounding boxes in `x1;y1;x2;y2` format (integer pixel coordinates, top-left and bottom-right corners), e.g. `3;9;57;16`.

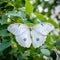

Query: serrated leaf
25;0;34;14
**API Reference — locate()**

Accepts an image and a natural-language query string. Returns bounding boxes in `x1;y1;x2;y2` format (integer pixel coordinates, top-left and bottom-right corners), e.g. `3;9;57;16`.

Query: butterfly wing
16;30;31;48
33;23;54;35
7;23;31;48
31;22;54;48
31;30;46;48
7;23;28;35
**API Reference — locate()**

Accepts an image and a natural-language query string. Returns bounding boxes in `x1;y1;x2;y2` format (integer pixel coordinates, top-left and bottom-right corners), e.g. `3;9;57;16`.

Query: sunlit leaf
25;0;34;14
33;55;45;60
34;12;59;28
46;34;55;49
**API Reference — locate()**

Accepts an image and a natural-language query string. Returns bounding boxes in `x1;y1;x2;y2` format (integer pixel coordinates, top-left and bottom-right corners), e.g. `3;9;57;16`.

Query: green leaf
9;48;18;55
34;12;59;28
17;55;23;60
34;12;46;21
0;24;7;30
47;18;59;28
9;16;24;23
5;2;14;11
33;55;45;60
0;51;3;56
0;41;11;52
0;15;8;25
6;11;26;19
50;51;57;60
0;29;9;36
23;50;30;58
0;1;8;7
25;0;34;14
5;5;14;11
55;38;60;46
46;34;54;48
14;0;25;8
41;49;50;56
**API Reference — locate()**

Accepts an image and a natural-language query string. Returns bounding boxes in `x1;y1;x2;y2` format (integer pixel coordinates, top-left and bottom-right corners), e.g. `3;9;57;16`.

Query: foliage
0;0;60;60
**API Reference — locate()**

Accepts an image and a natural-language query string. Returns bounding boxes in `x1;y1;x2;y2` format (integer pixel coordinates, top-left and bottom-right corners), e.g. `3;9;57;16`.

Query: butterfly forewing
33;23;54;35
7;23;28;35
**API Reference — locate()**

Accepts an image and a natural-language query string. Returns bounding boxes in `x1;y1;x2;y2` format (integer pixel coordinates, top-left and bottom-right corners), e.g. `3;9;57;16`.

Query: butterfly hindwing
31;30;46;48
15;30;31;48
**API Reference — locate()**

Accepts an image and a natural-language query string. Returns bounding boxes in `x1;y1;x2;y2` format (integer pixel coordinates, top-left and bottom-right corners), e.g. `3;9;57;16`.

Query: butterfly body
7;23;54;48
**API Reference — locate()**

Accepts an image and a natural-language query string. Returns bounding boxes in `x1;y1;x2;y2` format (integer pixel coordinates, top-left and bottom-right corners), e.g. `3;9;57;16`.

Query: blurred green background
0;0;60;60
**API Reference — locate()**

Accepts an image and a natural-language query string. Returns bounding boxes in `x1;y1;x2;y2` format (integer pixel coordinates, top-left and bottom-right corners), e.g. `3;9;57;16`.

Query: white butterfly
7;23;54;48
